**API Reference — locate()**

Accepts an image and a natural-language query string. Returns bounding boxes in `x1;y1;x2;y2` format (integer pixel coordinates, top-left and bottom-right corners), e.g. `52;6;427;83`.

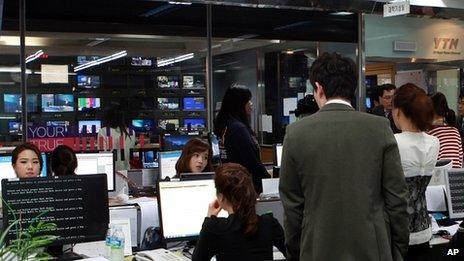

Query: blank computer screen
158;151;182;180
158;180;227;241
75;152;115;191
276;144;283;167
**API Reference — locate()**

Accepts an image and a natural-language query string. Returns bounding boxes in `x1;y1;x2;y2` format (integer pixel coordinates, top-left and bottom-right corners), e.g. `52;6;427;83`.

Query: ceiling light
25;50;44;64
157;53;194;67
330;12;354;15
0;67;32;73
168;1;192;5
74;50;127;72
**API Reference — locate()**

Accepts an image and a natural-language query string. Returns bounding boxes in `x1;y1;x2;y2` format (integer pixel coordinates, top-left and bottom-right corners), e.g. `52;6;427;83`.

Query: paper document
110;219;133;256
110;206;138;247
283;97;297;116
261;115;273;133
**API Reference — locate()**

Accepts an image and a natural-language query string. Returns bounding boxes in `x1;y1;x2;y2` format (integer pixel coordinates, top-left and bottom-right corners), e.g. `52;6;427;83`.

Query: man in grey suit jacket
279;52;409;261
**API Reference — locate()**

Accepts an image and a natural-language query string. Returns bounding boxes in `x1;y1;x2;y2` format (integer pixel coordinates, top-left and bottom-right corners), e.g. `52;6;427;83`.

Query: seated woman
174;138;213;177
192;163;285;261
392;83;439;260
11;142;43;178
50;145;77;176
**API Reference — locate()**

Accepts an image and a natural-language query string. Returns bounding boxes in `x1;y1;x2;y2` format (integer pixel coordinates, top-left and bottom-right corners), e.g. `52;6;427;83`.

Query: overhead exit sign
383;1;410;17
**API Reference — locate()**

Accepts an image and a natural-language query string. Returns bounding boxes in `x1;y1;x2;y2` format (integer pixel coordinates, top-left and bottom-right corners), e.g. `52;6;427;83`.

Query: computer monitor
2;174;109;247
131;119;156;133
78;120;101;134
77;97;101;111
41;94;74;112
130;148;158;169
183;97;205;111
274;144;283;167
158;119;179;131
8;121;21;135
183;118;206;130
445;169;464;219
161;134;199;151
180;172;215;181
75;152;115;191
182;75;205;89
77;75;100;89
157;98;180;110
157;75;179;88
157;179;227;242
4;94;38;113
158;151;181;180
0;153;48;180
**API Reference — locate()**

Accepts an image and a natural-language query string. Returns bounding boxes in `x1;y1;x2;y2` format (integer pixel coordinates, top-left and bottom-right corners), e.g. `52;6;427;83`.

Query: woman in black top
214;86;269;193
192;163;285;261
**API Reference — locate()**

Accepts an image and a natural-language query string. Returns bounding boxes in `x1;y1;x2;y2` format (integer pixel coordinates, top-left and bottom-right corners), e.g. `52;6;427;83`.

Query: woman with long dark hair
428;92;463;168
214;85;269;193
192;163;285;261
98;105;136;170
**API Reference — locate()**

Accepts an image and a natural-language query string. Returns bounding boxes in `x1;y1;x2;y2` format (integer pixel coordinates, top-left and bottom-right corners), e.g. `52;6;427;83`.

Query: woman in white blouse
391;83;440;261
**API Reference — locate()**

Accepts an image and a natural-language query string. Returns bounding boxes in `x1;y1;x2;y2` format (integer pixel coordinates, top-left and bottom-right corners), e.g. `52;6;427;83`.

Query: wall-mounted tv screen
157;98;180;110
183;118;206;129
131;119;156;133
131;57;153;66
77;55;100;66
78;120;101;134
128;98;154;111
77;97;101;111
183;97;205;111
8;121;21;134
77;75;100;89
41;94;74;112
4;94;38;113
158;119;179;131
157;76;179;88
183;75;205;89
288;77;304;88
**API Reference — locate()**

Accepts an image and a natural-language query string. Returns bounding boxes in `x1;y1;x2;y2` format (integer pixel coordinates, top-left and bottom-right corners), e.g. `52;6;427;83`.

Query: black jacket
192;213;286;261
221;119;269;193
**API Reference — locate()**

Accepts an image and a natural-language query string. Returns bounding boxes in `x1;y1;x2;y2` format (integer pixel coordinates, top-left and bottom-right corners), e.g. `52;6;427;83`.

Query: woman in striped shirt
428;92;463;168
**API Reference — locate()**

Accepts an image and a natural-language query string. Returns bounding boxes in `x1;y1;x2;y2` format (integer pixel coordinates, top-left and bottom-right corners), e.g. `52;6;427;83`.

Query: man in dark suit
372;84;401;133
279;52;409;261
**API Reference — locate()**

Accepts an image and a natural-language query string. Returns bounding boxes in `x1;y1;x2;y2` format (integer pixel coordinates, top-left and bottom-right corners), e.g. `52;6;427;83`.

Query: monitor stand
47;245;85;260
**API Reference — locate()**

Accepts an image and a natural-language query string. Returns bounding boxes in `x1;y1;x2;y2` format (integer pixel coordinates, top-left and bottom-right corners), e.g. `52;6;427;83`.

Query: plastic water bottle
105;224;114;259
109;226;125;261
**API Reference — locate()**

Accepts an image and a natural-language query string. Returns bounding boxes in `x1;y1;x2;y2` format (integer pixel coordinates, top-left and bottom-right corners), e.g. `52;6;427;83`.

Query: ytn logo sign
434;38;459;50
447;248;459;255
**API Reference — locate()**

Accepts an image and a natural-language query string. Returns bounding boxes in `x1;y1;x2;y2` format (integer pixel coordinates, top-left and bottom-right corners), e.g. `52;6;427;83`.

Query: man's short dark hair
379;84;396;96
309;52;357;101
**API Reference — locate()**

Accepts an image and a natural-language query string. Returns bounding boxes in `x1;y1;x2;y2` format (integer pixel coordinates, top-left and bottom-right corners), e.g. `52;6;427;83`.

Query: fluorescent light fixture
0;67;32;73
214;70;226;73
0;116;17;120
74;50;127;72
168;1;192;5
330;12;354;15
25;50;44;64
157;53;194;67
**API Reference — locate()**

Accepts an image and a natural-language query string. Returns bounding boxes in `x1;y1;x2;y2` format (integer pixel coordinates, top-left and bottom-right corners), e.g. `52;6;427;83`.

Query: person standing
214;85;270;194
279;52;409;261
391;83;439;260
428;92;463;168
98;106;136;171
372;84;400;133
